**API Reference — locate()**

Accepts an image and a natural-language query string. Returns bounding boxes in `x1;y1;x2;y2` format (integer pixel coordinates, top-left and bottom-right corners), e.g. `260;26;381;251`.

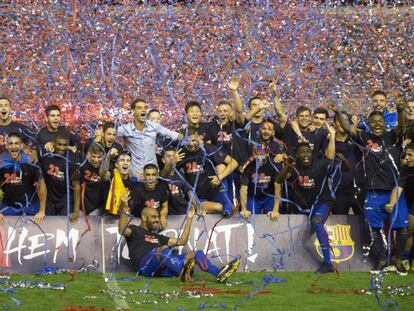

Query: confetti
0;2;411;133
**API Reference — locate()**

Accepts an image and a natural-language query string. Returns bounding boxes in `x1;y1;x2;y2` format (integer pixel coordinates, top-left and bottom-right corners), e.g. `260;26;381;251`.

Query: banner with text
0;215;372;273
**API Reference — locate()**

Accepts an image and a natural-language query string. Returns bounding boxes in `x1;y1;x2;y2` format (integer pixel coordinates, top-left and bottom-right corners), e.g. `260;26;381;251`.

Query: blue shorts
139;248;187;277
199;184;232;213
309;203;330;222
247;196;274;214
365;191;408;229
1;200;39;216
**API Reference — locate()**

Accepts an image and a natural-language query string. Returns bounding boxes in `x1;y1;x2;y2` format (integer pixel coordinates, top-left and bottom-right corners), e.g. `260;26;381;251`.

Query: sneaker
316;262;335;274
395;262;408;276
370;263;396;274
402;259;410;271
180;258;195;283
217;257;240;283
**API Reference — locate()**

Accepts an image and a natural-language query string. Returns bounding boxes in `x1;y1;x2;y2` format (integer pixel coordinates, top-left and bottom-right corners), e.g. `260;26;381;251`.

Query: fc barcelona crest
314;224;355;263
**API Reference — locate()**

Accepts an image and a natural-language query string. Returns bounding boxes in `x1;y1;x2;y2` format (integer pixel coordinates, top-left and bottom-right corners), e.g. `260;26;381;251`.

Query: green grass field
1;271;414;310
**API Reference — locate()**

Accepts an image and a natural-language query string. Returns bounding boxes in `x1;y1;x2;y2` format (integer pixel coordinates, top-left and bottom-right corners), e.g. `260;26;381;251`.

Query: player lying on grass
118;200;240;283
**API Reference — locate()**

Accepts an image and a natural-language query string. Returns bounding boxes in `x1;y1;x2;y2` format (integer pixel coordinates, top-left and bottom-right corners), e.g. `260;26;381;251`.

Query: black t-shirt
116;177;140;215
165;174;191;215
399;165;414;205
283;123;328;162
290;159;335;210
40;152;80;203
0;161;40;207
248;122;262;143
184;122;211;143
0;122;32;150
354;130;402;191
332;138;364;191
132;181;169;217
240;158;280;199
257;138;285;155
176;143;227;199
80;161;109;214
206;120;247;163
126;224;170;266
36;126;81;149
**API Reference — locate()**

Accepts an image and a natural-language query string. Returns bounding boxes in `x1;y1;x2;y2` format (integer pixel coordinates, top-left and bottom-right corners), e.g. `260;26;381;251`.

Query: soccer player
146;108;175;169
40;131;81;222
0;96;35;157
100;149;141;214
36;104;81;152
84;121;123;168
147;109;162;124
117;98;182;177
0;133;46;223
312;107;330;130
404;98;414;144
358;90;397;132
79;143;108;215
205;100;246;163
283;106;332;162
118;204;240;283
183;101;211;141
174;130;238;216
402;142;414;271
239;144;281;219
230;79;287;144
133;164;169;228
331;112;364;215
239;119;285;217
272;139;343;274
161;147;197;216
333;103;408;275
85;121;122;155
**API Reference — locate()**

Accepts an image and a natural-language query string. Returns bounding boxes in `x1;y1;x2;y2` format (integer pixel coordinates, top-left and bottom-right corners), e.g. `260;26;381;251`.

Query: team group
0;79;413;276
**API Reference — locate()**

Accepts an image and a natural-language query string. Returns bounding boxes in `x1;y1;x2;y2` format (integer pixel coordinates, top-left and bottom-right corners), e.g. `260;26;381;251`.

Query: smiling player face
116;154;131;174
54;138;69;155
186;106;201;126
297;110;312;129
296;145;312;167
217;103;232;125
103;127;117;148
133;101;148;123
0;99;11;122
88;152;104;168
260;121;275;142
368;114;385;136
142;208;161;232
6;136;23;160
186;134;200;153
144;167;158;190
372;94;387;113
313;113;327;129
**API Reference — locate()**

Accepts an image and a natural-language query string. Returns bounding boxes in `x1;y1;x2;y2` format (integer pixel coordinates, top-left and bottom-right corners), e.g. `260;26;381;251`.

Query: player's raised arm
269;81;287;129
227;78;245;125
168;205;195;247
118;191;132;238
